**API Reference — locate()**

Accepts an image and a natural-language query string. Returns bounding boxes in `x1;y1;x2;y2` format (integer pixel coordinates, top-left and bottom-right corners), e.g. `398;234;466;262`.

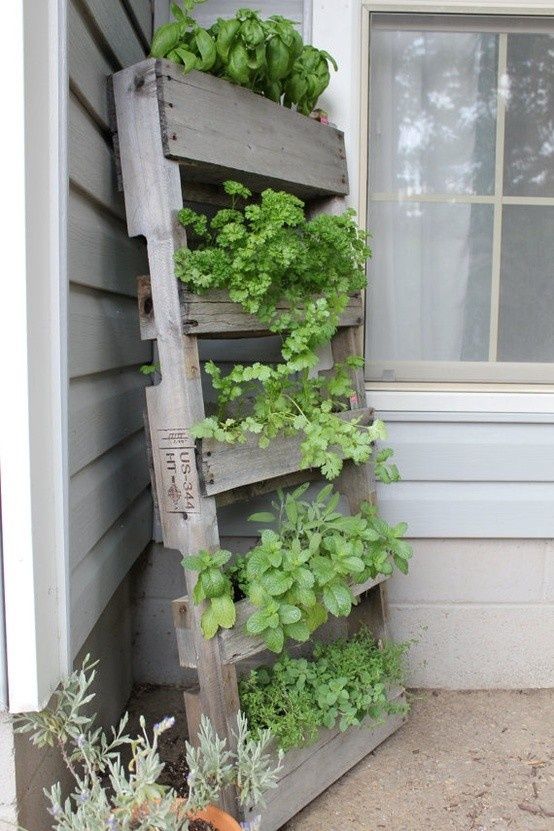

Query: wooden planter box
137;277;364;340
173;572;389;669
112;58;406;824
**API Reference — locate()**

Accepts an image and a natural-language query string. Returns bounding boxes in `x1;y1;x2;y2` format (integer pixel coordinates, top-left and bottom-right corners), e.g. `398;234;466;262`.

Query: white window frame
0;0;69;712
310;0;554;412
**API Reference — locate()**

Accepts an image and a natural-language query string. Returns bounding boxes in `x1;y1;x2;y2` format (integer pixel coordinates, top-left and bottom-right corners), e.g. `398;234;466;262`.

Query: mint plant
239;629;408;751
151;3;337;115
183;484;412;652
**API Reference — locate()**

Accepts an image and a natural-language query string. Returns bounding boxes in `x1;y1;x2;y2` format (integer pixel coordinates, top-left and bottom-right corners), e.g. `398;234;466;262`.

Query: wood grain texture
154;62;348;198
241;692;407;831
113;61;241;812
174;573;389;669
199;408;373;496
138;278;364;339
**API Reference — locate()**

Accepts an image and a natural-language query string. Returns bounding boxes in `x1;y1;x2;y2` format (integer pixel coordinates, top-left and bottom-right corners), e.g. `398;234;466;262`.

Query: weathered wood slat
200;408;373;496
124;59;349;198
241;690;407;831
138;277;363;339
174;573;389;669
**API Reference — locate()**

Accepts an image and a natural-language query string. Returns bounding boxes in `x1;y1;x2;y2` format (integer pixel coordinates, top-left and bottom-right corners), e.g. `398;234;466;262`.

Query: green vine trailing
174;181;399;482
239;630;408;751
151;2;337;115
183;483;412;652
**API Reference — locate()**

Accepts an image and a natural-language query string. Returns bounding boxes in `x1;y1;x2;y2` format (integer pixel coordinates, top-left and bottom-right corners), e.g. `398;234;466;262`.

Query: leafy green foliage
184;483;412;651
182;549;236;637
15;658;282;829
176;183;396;481
151;4;336;115
239;629;409;751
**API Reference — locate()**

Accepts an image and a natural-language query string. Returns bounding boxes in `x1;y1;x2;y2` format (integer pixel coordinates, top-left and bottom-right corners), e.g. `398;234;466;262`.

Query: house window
365;13;554;384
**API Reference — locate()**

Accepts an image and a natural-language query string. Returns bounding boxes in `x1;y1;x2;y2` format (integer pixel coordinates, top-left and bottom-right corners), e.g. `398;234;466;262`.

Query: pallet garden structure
111;59;407;830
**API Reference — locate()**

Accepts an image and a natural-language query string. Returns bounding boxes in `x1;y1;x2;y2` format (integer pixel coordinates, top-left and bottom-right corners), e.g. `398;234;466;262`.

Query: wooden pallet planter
137;277;364;340
112;57;405;828
173;573;389;669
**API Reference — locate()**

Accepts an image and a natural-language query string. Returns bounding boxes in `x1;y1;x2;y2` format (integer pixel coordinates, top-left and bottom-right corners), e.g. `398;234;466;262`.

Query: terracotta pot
192;805;243;831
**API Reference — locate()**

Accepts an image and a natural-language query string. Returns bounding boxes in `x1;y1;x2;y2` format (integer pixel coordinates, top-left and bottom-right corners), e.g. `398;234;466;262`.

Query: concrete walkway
283;690;554;831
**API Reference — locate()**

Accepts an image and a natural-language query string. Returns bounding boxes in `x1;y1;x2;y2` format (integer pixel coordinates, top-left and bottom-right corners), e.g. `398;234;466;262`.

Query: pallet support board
112;60;404;824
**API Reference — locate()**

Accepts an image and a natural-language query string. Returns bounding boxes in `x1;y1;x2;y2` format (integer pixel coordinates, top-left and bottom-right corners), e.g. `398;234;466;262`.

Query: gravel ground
128;687;553;831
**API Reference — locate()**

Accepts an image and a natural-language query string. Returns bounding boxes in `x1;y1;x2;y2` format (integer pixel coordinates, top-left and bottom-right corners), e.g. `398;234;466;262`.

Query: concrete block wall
387;540;554;688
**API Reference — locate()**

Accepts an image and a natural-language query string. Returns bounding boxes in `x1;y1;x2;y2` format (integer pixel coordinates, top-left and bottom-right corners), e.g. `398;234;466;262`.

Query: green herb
183;483;412;651
151;4;337;115
239;629;408;751
176;182;397;482
15;657;283;828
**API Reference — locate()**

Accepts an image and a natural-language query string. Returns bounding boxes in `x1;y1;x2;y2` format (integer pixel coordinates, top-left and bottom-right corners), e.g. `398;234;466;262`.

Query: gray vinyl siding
374;413;554;538
68;0;153;656
192;1;305;28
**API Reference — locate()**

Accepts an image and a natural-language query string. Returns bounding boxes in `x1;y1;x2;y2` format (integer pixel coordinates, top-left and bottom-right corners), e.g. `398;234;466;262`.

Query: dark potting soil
188;820;217;831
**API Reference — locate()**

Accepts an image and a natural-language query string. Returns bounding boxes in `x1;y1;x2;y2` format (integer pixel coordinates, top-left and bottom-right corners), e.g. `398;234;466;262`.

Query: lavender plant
15;657;282;831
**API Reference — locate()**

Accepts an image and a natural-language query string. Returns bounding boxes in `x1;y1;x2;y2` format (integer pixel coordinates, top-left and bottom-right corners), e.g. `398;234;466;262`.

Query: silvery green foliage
233;713;283;809
15;658;282;830
185;714;283;813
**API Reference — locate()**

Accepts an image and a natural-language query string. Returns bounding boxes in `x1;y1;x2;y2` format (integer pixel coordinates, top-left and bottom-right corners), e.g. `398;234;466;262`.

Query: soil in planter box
189;820;217;831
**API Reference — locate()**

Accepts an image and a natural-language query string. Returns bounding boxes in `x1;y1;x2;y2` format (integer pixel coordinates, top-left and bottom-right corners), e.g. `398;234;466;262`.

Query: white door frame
0;0;69;712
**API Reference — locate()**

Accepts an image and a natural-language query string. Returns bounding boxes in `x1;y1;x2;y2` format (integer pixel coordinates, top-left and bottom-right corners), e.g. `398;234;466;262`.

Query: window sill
365;385;554;420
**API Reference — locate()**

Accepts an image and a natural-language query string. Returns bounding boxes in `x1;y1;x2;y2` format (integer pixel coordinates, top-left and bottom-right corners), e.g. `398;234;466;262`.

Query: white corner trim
0;0;69;712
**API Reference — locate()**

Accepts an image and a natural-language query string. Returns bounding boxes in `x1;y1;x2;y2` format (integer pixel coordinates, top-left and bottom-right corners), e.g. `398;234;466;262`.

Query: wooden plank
215;468;319;507
200;408;373;497
69;285;150;377
69;369;148;475
152;61;349;198
79;0;146;68
68;0;113;127
138;277;364;339
69;189;147;296
241;694;407;831
113;61;241;812
174;574;388;669
69;430;150;570
69;95;124;217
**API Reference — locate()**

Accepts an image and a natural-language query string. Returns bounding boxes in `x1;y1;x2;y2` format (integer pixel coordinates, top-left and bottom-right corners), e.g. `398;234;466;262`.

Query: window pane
369;25;498;195
503;34;554;197
498;206;554;361
366;203;494;363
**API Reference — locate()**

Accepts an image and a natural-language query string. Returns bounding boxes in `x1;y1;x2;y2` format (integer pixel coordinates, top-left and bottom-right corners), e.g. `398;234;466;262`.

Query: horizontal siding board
68;0;113;126
126;0;153;44
377;481;554;538
69;285;150;377
381;421;554;483
79;0;147;68
69;95;124;217
69;189;147;296
69;370;147;475
70;489;152;654
69;431;149;570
